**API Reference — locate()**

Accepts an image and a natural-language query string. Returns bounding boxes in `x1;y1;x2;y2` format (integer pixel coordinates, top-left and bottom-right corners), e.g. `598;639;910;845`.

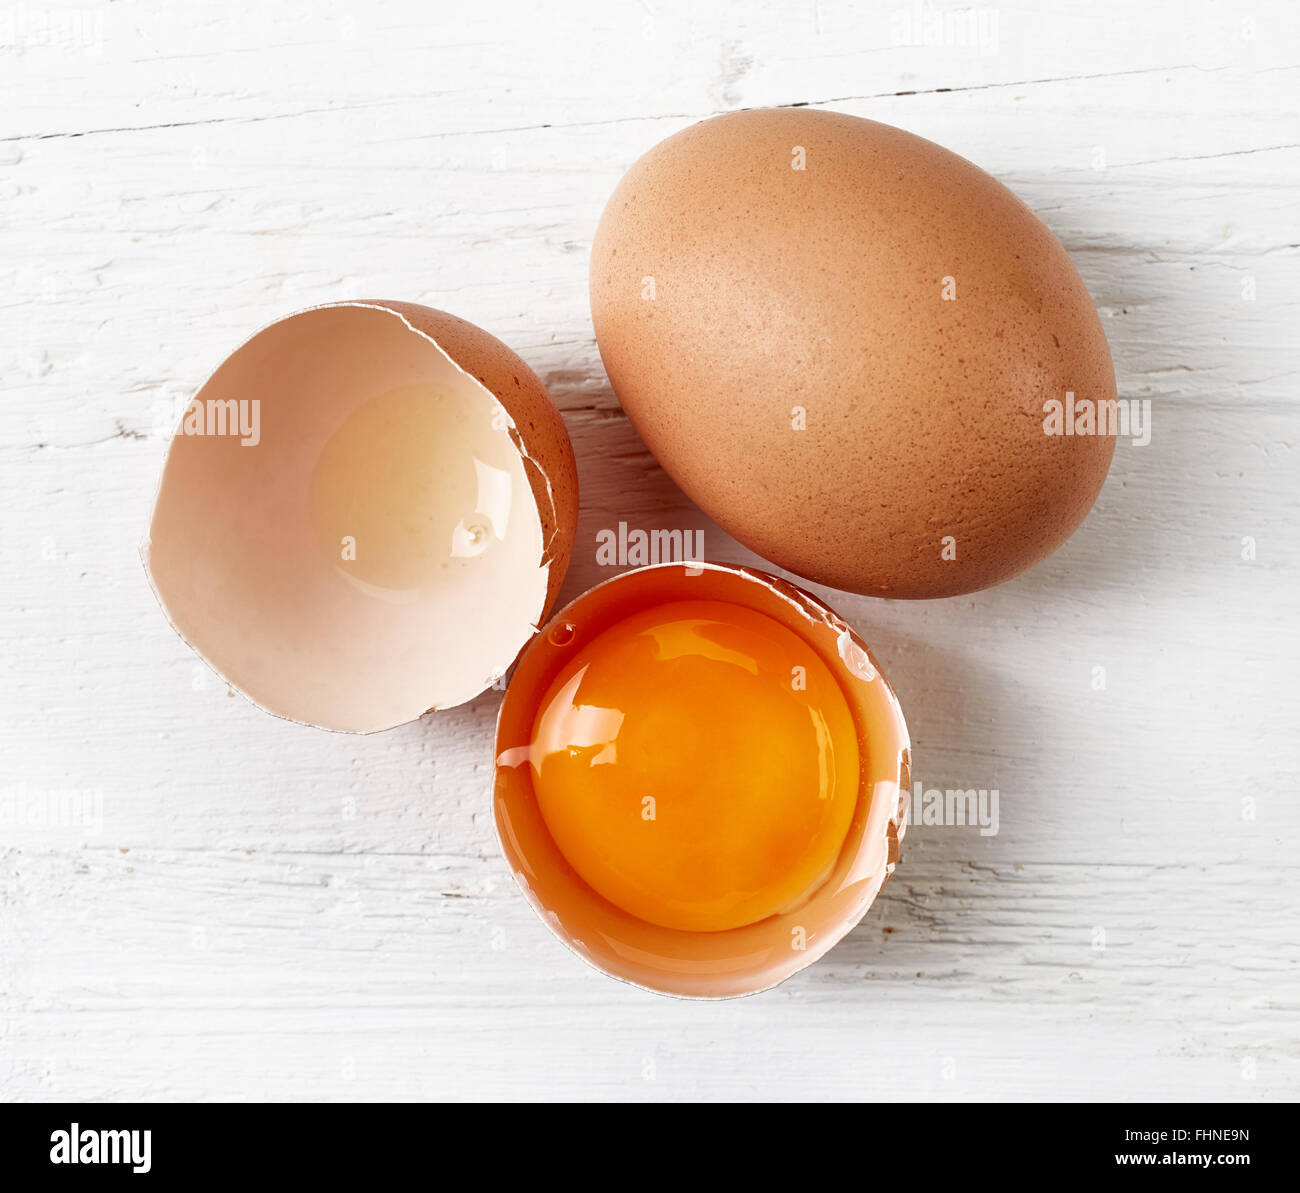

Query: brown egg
590;108;1116;598
143;302;577;733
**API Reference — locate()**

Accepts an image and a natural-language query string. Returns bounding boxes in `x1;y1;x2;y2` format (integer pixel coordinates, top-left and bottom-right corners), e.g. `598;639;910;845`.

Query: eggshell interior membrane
143;303;577;733
493;562;911;999
590;108;1117;599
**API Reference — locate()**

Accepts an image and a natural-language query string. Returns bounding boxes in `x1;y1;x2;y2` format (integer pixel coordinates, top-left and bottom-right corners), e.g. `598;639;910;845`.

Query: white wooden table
2;0;1297;1102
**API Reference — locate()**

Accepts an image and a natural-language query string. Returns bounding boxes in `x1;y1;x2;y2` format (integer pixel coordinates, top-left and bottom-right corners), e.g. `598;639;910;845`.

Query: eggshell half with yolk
494;561;910;998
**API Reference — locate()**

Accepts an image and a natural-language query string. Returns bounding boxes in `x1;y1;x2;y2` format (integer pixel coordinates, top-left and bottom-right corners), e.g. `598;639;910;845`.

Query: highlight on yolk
527;599;861;932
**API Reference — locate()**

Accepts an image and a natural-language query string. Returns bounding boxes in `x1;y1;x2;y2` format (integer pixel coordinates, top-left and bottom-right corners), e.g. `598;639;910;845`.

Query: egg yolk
528;599;860;932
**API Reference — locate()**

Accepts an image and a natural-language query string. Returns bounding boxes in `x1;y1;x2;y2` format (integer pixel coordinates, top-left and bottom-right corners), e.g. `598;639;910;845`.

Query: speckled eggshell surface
590;108;1117;598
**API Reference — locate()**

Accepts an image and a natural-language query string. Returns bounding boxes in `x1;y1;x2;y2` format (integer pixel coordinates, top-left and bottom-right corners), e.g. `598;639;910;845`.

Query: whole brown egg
589;108;1117;598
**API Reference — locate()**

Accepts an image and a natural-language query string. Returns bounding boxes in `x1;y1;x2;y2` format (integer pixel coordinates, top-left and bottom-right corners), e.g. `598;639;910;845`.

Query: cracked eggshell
590;107;1117;598
493;561;911;998
374;301;578;613
142;302;578;733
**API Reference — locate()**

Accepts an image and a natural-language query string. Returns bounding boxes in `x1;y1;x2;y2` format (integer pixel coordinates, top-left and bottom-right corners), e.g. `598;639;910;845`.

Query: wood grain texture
2;0;1298;1102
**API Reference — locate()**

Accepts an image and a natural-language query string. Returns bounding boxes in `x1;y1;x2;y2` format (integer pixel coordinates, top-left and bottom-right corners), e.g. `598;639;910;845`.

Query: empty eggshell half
142;302;578;733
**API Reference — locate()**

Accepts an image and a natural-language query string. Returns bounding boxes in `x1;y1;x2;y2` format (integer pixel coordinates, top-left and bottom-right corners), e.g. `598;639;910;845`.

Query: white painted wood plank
4;851;1295;1100
2;0;1298;1102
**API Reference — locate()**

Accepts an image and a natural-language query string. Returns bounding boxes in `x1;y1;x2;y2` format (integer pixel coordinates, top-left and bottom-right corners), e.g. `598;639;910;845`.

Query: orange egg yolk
528;599;860;932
